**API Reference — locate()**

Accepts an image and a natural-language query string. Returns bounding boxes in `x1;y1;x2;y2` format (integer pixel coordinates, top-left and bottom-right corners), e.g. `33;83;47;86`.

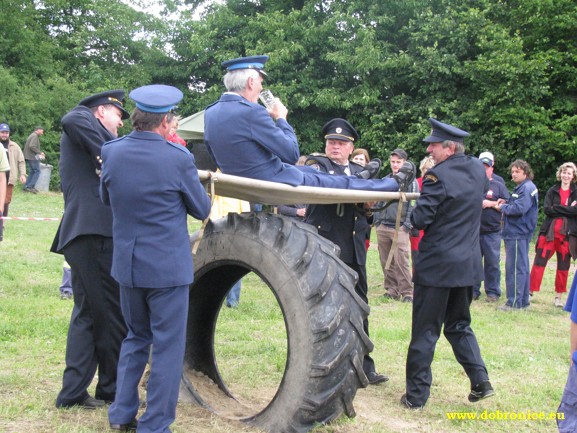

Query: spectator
530;162;577;307
374;148;418;302
495;160;539;311
0;145;9;236
473;153;510;302
305;118;389;385
403;118;494;409
52;90;129;410
23;126;45;193
102;84;211;433
203;54;415;193
478;151;506;185
0;123;26;240
409;156;434;267
167;113;187;146
351;148;370;167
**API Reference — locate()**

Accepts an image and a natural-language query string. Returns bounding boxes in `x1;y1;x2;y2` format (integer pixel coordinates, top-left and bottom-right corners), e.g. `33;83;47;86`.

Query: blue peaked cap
222;55;269;76
129;85;183;113
423;118;470;143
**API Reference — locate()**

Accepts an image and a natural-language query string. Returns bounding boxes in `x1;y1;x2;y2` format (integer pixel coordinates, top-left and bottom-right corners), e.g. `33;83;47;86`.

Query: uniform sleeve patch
424;174;438;183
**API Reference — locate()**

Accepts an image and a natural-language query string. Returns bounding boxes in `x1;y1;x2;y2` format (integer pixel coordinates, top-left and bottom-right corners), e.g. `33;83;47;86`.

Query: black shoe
356;158;382;179
400;393;424;410
473;293;480;301
57;395;105;409
393;161;417;191
402;296;413;303
366;371;389;385
110;419;137;431
468;381;495;402
60;292;73;300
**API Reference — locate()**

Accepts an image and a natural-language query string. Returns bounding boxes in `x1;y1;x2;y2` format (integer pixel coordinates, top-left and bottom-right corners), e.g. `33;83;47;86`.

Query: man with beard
0;123;26;240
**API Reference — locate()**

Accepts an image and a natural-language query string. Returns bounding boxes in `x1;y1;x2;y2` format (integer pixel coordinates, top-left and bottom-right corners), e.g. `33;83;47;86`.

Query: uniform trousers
504;238;531;308
558;364;577;433
376;225;413;299
109;284;189;433
474;231;502;298
347;261;377;375
530;234;571;294
406;284;489;406
56;235;126;406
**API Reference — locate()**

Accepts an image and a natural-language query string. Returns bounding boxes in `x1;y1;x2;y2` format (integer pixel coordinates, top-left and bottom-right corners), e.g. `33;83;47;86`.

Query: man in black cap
402;118;494;409
373;148;419;303
102;85;211;432
52;90;129;410
204;55;415;192
305;118;389;385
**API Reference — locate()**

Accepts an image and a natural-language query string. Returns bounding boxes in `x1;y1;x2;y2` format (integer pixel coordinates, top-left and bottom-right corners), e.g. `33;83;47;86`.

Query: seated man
204;55;415;192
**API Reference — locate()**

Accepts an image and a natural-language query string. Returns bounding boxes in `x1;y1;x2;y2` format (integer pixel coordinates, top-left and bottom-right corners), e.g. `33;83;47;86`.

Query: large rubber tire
181;212;373;433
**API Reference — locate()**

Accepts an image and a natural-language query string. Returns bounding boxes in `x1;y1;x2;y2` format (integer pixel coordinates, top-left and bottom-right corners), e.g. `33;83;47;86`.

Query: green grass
0;188;570;432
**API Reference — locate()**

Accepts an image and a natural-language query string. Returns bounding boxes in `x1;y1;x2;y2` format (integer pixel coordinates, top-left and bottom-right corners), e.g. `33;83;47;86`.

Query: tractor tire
181;212;372;433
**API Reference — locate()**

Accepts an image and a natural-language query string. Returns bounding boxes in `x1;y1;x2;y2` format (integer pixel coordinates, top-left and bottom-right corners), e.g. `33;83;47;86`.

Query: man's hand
482;199;497;209
296;208;306;217
268;99;288;121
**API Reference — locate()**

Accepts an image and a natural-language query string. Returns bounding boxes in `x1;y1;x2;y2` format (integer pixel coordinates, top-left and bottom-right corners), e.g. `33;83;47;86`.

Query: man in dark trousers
52;90;129;409
402;118;494;409
102;85;211;432
305;118;390;385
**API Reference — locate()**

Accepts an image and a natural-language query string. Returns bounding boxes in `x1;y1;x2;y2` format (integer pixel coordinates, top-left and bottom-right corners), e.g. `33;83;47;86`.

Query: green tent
176;110;204;140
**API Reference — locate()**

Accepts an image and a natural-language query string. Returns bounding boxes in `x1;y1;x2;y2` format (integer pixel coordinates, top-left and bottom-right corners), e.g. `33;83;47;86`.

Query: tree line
1;0;575;190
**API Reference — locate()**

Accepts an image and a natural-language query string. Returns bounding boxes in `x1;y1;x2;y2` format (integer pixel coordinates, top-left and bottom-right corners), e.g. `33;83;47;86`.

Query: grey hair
223;69;260;92
441;140;465;154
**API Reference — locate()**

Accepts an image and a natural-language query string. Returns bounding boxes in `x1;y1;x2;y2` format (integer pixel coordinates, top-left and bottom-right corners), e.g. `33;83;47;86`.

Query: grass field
0;188;571;433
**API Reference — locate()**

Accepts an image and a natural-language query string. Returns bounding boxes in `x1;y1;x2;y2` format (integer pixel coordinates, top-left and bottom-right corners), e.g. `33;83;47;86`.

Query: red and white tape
1;216;61;221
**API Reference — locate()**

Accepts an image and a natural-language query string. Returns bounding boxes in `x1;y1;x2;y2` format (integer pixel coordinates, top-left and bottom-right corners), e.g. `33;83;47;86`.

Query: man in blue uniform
204;55;415;191
305;118;388;385
101;85;211;433
402;118;494;409
53;90;130;409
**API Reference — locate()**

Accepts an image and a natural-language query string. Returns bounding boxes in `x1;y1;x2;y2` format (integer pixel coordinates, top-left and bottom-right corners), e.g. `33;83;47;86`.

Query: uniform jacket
204;93;302;185
500;179;539;240
100;131;211;288
411;153;487;287
23;132;42;160
51;105;115;253
3;140;26;185
305;156;370;265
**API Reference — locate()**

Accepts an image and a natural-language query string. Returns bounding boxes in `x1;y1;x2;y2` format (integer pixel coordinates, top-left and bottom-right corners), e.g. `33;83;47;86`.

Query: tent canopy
177;110;204;140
